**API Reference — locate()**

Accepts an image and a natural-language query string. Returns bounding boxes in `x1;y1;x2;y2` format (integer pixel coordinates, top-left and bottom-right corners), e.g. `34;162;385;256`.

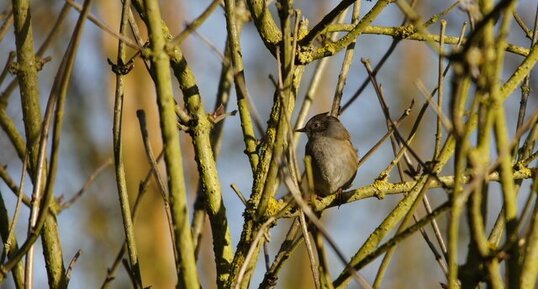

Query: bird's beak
295;127;306;133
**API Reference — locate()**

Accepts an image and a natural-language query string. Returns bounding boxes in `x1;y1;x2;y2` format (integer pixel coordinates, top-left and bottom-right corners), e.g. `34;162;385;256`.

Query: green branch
169;49;234;289
298;0;392;63
11;0;42;178
299;0;356;45
520;195;538;288
143;0;200;288
245;0;281;50
112;0;142;287
325;24;530;57
224;0;259;171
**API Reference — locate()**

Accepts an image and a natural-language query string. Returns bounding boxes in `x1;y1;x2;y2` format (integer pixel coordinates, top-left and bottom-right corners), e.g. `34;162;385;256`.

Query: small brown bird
296;112;359;197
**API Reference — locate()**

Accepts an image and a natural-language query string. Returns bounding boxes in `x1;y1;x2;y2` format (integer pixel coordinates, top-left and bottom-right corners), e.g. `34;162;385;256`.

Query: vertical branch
425;20;450;269
0;10;14;42
520;192;538;289
39;0;90;282
12;0;44;282
459;1;500;287
0;193;24;288
136;109;180;269
0;0;92;283
491;2;519;287
330;0;361;117
0;109;26;161
224;0;259;171
169;44;235;289
515;3;538;161
217;0;261;286
100;152;165;289
227;1;305;287
299;211;321;289
487;31;538;252
448;75;471;289
143;0;200;288
22;0;93;287
166;3;238;282
256;0;299;222
434;20;446;158
293;5;347;138
10;0;42;178
1;2;70;115
192;40;235;256
111;0;142;287
257;219;302;288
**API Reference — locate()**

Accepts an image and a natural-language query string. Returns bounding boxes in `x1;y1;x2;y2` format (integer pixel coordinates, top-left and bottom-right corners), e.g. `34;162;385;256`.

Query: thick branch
143;0;200;288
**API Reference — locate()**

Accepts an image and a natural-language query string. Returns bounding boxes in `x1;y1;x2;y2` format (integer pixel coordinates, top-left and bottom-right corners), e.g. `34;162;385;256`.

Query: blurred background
1;0;537;288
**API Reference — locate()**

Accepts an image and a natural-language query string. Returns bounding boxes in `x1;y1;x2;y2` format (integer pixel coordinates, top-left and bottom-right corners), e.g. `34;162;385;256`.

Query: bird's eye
312;122;321;128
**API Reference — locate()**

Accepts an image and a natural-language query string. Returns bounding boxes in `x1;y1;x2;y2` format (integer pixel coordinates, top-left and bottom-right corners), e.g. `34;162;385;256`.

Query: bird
296;112;359;197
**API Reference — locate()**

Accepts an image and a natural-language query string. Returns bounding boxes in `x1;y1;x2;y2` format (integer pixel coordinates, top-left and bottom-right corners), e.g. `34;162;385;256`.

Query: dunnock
297;112;359;197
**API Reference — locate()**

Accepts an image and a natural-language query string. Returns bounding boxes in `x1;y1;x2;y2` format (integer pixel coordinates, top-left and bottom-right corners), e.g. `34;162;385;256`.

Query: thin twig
283;175;373;289
3;155;28;265
121;259;138;289
61;158;113;209
293;10;349;143
299;210;321;289
263;241;270;272
100;152;164;289
412;213;449;275
111;0;142;287
65;249;82;286
233;217;276;289
513;11;533;39
65;0;141;49
330;0;361;118
415;80;453;131
191;29;227;62
434;20;447;158
136;109;178;268
136;110;167;196
514;3;538;159
0;52;15;87
410;34;468;267
421;196;448;258
258;218;302;288
0;9;13;42
224;0;260;171
1;3;71;107
394;0;441;54
299;0;356;45
170;0;222;45
521;150;538;166
357;103;413;168
0;165;31;206
340;1;461;111
361;58;421;179
230;183;248;206
354;201;451;270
